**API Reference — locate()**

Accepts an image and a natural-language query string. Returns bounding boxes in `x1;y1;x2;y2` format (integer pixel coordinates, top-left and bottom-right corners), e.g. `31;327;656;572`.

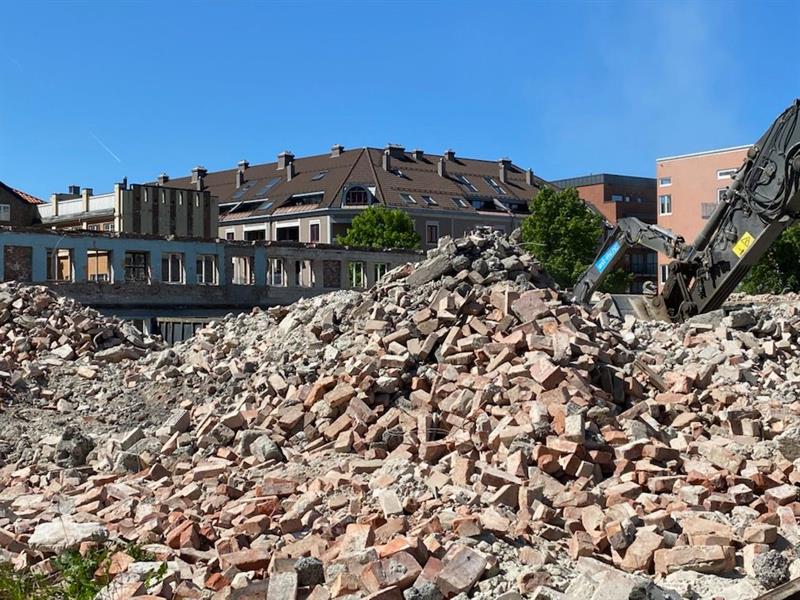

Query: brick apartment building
655;145;750;286
550;174;658;292
164;145;547;249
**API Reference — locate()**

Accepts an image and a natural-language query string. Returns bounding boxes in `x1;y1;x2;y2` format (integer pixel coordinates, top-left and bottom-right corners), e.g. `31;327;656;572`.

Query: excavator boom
574;99;800;322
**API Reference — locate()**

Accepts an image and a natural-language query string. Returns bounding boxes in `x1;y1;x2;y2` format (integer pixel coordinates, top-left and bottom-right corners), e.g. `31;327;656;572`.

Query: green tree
521;187;609;288
740;224;800;294
337;206;421;249
598;269;635;294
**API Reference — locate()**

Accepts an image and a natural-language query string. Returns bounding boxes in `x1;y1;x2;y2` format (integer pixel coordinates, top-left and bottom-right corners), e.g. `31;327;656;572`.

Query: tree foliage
520;187;606;288
740;224;800;294
337;206;421;250
598;269;635;294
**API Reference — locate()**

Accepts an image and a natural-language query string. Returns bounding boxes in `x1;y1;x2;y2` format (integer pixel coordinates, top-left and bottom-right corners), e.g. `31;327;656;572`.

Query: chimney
382;150;392;172
82;187;94;197
191;165;207;190
120;176;128;190
385;144;405;159
331;144;344;158
68;185;81;196
277;151;294;170
286;161;296;181
525;168;535;186
437;157;447;178
236;170;244;188
444;149;456;161
412;149;424;161
498;158;511;184
157;173;169;185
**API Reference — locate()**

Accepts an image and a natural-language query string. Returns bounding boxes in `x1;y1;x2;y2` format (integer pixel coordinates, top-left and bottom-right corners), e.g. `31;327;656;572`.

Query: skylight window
399;193;417;205
452;197;469;209
231;181;256;200
255;177;281;197
484;176;506;195
311;171;328;181
454;174;478;193
421;195;438;206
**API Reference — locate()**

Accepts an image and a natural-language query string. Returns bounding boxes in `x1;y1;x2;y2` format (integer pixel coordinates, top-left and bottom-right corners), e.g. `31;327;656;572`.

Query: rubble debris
1;231;800;599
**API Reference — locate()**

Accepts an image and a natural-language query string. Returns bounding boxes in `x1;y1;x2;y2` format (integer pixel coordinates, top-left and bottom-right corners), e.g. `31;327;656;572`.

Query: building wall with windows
37;182;218;239
549;174;657;292
655;145;750;286
159;146;545;252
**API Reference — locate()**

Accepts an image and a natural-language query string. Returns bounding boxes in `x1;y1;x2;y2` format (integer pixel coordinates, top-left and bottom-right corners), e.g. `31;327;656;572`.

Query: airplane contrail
89;131;122;163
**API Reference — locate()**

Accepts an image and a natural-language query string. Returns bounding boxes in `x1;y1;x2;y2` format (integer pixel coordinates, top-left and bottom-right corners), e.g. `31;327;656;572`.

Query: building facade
655;145;750;286
163;145;546;249
550;174;658;292
38;180;218;239
0;182;44;228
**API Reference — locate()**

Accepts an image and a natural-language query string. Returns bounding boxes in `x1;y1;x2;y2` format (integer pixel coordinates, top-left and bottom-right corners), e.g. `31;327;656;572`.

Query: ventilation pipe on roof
382;150;392;172
498;158;511;184
437;157;447;178
157;173;169;185
412;149;424;161
331;144;344;158
192;166;207;190
444;149;456;161
68;185;81;196
277;151;294;170
525;168;535;186
286;161;296;182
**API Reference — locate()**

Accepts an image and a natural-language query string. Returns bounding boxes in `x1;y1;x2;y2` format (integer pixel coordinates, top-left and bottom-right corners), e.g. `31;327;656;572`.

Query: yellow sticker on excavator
732;231;755;257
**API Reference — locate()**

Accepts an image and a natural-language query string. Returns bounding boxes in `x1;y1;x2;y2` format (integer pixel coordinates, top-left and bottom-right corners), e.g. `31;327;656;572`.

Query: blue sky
1;0;797;199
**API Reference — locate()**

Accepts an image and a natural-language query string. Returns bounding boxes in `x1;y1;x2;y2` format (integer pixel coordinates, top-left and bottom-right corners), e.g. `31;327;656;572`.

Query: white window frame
717;168;737;180
47;248;73;282
102;222;113;231
243;223;269;241
658;177;672;187
309;220;321;243
426;221;440;245
0;203;12;222
348;261;366;288
399;193;417;205
87;249;112;283
161;252;184;284
269;258;285;286
660;264;669;285
374;263;388;282
196;254;218;285
231;255;254;285
225;229;235;241
659;194;672;216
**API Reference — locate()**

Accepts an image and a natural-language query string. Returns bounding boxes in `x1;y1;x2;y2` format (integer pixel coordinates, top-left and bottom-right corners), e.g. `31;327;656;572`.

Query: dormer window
484;176;506;195
344;186;370;206
454;174;478;193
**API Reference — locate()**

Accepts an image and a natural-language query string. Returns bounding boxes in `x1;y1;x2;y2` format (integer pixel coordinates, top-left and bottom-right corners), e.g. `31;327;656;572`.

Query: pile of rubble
1;230;800;600
0;282;160;403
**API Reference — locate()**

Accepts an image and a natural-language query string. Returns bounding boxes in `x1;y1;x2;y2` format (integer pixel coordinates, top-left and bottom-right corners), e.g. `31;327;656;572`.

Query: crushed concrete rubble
1;230;800;599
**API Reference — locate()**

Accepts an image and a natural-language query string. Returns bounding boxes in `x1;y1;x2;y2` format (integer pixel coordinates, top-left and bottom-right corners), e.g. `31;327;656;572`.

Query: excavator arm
572;218;686;305
575;99;800;322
